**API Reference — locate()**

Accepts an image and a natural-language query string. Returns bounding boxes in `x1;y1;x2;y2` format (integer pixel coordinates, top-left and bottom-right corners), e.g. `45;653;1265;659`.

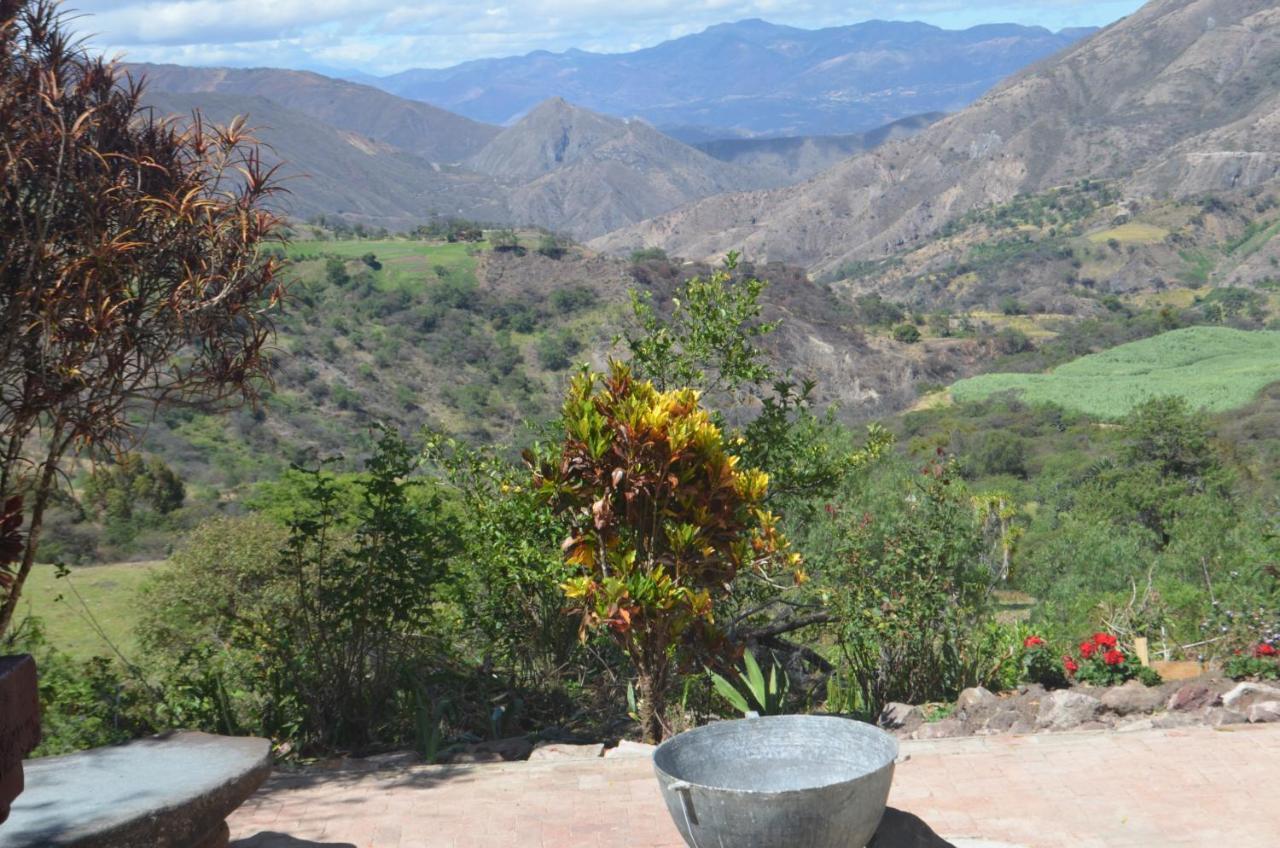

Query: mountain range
594;0;1280;281
365;20;1093;139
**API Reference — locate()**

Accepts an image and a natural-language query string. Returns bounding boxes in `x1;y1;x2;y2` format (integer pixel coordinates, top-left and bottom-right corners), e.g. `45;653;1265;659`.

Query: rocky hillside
130;63;499;163
594;0;1280;280
469;99;764;237
693;113;943;185
143;92;509;229
369;20;1091;138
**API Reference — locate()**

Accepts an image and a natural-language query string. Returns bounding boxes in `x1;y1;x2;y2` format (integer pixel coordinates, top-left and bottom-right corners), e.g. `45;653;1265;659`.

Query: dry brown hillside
592;0;1280;278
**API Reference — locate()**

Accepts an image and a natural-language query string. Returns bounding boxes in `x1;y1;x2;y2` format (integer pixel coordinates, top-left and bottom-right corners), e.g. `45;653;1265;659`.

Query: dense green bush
816;454;1001;711
141;429;459;752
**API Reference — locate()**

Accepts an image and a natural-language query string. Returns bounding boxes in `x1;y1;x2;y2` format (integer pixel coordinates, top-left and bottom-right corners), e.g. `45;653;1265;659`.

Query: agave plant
709;650;789;716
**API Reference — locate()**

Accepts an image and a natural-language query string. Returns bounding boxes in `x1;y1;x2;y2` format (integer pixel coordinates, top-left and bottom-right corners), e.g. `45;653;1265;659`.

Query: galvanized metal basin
653;715;897;848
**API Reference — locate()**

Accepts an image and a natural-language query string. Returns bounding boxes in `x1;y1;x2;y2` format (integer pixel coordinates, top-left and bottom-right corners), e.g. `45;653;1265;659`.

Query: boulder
912;718;964;740
603;740;655;759
440;736;534;764
1166;683;1219;712
1222;682;1280;712
1247;701;1280;724
955;687;998;713
979;709;1021;735
1116;717;1155;733
1036;690;1102;730
1204;707;1248;728
879;702;925;735
1101;680;1164;716
1153;711;1201;729
527;742;604;761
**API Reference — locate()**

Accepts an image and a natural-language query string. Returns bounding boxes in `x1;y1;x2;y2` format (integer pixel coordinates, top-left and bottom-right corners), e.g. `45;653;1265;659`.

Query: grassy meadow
20;561;164;661
951;326;1280;418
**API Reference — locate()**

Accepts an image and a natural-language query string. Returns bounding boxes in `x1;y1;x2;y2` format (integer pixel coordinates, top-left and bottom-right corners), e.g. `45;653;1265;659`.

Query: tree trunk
0;431;65;638
636;668;667;744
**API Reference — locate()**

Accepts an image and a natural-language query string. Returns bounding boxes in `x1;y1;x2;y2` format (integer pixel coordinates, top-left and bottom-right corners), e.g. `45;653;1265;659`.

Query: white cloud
70;0;1143;74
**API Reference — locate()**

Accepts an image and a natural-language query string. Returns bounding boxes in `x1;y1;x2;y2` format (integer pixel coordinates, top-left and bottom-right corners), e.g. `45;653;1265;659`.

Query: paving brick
229;725;1280;848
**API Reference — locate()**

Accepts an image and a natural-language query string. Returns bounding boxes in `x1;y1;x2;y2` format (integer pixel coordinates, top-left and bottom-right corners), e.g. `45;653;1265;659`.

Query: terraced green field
285;238;487;292
951;327;1280;418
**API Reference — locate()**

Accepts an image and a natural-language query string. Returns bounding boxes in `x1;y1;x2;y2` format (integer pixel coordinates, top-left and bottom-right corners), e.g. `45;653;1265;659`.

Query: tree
491;228;521;252
0;0;285;635
529;363;795;741
892;323;922;344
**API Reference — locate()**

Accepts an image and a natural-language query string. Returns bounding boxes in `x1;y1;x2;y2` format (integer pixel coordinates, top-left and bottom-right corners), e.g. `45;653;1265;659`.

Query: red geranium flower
1103;649;1125;666
1024;635;1045;649
1063;656;1079;674
1255;642;1278;658
1093;632;1118;649
1079;641;1096;659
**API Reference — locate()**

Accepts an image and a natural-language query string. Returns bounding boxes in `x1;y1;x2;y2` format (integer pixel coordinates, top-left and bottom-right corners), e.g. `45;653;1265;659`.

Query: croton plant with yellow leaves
529;361;800;742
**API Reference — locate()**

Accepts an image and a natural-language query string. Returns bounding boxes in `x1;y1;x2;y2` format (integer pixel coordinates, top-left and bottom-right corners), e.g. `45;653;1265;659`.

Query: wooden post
1134;637;1150;668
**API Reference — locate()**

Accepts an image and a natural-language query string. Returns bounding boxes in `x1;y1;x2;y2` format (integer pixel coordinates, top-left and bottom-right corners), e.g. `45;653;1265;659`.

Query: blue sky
72;0;1147;75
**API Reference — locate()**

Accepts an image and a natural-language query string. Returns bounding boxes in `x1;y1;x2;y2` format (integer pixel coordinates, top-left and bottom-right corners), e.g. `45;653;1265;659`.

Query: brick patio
229;724;1280;848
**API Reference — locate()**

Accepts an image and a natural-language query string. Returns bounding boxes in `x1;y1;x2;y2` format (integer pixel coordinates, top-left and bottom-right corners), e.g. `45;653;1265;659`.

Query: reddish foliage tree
0;0;286;635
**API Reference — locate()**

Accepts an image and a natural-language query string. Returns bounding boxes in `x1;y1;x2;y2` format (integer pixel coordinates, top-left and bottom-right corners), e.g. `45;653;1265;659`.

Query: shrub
530;363;795;741
1020;634;1068;688
823;454;999;711
629;247;668;263
142;430;459;752
892;323;921;344
535;330;583;371
1063;632;1161;687
1223;643;1279;680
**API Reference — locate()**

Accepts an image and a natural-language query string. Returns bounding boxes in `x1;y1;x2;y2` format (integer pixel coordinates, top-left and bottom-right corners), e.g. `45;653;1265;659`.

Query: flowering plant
1019;633;1067;688
1063;631;1161;687
1223;641;1280;681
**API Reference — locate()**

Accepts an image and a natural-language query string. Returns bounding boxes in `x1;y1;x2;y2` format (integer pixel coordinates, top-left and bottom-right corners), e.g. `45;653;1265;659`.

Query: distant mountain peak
372;19;1096;135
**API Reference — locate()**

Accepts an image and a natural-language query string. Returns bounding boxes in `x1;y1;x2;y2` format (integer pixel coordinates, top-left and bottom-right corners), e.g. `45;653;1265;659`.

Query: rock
1009;719;1036;735
440;736;534;764
912;718;964;740
1167;683;1219;712
3;731;270;848
980;709;1021;735
1116;718;1155;733
527;742;604;761
1222;682;1280;712
1153;711;1200;729
444;749;504;764
1036;690;1102;730
1101;680;1164;716
1247;701;1280;724
1204;707;1248;728
603;740;655;758
956;687;998;713
879;702;925;734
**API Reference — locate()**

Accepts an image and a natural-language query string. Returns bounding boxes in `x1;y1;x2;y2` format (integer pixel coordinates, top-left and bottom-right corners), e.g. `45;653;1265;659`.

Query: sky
71;0;1147;76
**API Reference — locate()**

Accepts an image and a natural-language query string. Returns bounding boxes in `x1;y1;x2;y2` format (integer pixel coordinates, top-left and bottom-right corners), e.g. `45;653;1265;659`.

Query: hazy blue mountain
368;19;1094;137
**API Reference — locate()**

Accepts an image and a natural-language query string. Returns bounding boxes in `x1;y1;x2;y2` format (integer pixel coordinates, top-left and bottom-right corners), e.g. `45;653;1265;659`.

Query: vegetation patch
1086;222;1168;244
950;326;1280;418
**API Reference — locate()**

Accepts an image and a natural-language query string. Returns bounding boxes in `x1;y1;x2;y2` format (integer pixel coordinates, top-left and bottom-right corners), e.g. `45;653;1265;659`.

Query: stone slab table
0;731;271;847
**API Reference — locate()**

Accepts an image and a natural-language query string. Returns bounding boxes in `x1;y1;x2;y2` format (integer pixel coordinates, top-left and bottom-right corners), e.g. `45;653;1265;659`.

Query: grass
1086;222;1168;244
285;238;486;293
950;326;1280;419
18;561;164;661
